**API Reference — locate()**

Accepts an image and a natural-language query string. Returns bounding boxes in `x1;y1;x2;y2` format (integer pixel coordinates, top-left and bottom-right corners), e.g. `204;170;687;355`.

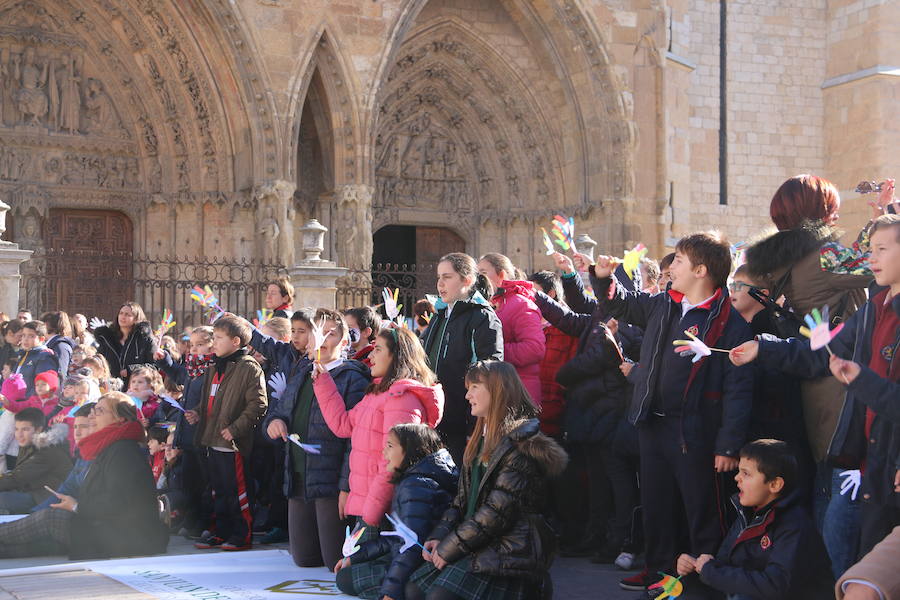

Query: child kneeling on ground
675;439;834;600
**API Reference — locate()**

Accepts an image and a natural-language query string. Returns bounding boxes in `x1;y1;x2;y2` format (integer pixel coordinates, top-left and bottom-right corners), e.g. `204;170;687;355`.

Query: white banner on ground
0;515;27;524
83;549;355;600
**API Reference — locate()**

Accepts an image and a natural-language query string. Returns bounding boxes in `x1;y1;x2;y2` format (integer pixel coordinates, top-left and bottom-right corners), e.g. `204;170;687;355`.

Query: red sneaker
221;541;252;551
619;568;655;591
194;535;225;550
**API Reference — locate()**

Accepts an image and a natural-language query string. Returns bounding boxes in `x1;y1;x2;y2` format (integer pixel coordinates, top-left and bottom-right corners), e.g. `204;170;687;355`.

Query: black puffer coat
428;419;567;580
353;449;458;599
94;322;157;382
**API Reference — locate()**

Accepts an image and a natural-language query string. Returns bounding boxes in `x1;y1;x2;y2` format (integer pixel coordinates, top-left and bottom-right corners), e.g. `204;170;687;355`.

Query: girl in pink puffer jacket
312;327;444;533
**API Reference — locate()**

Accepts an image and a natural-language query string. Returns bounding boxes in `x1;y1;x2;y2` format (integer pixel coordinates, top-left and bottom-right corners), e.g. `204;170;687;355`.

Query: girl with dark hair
406;361;566;600
40;311;75;379
335;423;458;600
421;253;504;464
93;302;157;385
313;327;444;532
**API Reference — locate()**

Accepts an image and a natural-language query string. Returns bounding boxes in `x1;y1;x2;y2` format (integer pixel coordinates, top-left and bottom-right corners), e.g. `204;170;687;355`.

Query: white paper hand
382;288;402;321
89;317;109;330
310;317;328;357
342;525;366;558
268;372;287;400
379;512;424;554
839;469;861;501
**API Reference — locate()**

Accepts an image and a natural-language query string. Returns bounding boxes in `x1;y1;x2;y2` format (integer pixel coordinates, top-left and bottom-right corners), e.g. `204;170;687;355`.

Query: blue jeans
0;490;37;514
813;464;860;578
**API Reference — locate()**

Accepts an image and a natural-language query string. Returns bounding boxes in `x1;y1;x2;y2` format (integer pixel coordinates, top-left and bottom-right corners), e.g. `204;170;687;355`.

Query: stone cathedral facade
1;0;896;318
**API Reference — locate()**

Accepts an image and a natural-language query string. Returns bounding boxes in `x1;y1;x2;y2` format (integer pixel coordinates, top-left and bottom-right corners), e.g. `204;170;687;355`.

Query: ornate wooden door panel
43;209;133;318
415;226;465;299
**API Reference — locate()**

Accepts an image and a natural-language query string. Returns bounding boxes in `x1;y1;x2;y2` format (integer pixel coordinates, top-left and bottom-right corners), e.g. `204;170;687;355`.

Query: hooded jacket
746;221;873;463
429;419;566;580
0;423;72;504
352;449;458;600
45;335;75;379
491;280;545;405
15;345;58;398
421;291;503;437
196;352;267;455
589;268;754;456
263;360;370;500
700;490;834;599
94;322;157;382
313;373;444;526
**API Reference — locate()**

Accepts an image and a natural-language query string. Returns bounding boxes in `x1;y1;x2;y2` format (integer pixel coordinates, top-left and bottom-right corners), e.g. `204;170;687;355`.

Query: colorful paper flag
550;214;576;252
255;308;273;328
798;305;844;353
154;308;176;344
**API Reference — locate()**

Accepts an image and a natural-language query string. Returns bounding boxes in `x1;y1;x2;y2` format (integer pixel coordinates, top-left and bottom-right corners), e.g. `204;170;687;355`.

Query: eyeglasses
728;281;761;293
91;404;107;416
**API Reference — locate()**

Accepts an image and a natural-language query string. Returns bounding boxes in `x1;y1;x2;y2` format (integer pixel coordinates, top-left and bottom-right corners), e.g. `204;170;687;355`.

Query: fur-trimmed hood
507;418;569;477
745;220;840;279
33;422;70;449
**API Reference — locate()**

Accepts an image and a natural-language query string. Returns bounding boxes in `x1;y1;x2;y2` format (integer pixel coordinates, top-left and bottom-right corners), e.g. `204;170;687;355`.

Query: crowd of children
0;174;897;600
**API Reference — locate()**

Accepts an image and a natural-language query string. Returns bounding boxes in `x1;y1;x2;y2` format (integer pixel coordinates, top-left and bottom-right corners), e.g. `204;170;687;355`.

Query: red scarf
80;421;145;461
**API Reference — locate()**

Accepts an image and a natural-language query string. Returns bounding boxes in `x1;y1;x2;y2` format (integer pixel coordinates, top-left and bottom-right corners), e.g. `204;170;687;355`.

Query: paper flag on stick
342;525;367;558
154;309;176;344
382;288;403;321
622;243;648;280
540;227;555;255
190;285;225;324
648;573;684;599
550;214;576;252
287;433;321;454
673;330;731;363
380;512;427;554
798;305;844;354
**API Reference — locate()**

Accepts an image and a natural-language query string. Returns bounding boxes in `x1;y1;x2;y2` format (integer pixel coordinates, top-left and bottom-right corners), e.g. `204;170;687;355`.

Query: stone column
288;219;348;309
0;200;33;316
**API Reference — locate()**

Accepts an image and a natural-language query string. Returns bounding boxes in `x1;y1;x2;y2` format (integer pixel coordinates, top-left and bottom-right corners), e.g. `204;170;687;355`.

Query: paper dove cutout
540;227;555;255
268;372;287;401
648;574;684;599
287;433;321;454
88;317;109;330
839;469;861;501
382;288;403;321
621;243;648;280
380;512;427;554
799;306;844;352
161;395;185;413
342;525;367;558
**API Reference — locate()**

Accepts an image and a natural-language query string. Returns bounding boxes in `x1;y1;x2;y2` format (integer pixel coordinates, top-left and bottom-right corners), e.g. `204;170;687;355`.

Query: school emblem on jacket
882;344;894;362
686;325;700;338
760;534;771;550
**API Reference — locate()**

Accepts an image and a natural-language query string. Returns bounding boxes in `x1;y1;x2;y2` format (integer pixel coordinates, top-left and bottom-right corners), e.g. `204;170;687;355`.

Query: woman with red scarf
0;392;169;559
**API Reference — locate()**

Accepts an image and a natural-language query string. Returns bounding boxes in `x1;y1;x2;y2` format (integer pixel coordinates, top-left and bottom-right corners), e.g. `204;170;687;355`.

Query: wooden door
43;209;133;318
414;227;465;299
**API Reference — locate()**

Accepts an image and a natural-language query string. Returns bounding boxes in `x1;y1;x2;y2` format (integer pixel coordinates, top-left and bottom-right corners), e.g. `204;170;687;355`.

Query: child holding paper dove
478;253;546;407
421;253;503;465
731;214;900;558
312;327;443;536
581;231;754;593
263;308;370;568
335;423;458;600
193;314;267;551
407;361;566;600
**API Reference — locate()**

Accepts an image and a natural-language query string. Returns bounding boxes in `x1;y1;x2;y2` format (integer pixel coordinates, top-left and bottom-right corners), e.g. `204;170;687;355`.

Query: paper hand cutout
287;433;321;454
154;309;176;342
622;243;648;280
540;227;555;255
382;288;403;321
380;512;426;554
310;317;329;361
342;525;367;558
799;306;844;352
268;372;287;401
161;395;185;413
88;317;109;330
673;330;730;363
254;309;273;328
550;214;576;252
839;469;861;501
190;285;225;323
648;574;684;599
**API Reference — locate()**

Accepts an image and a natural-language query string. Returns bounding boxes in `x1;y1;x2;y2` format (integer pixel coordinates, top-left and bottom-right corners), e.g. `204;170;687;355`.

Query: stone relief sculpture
13;48;49;125
257;204;280;262
57;54;81;134
335;184;373;272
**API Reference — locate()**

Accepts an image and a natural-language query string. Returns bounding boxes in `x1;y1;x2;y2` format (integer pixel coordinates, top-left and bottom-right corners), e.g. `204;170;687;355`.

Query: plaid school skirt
410;556;531;600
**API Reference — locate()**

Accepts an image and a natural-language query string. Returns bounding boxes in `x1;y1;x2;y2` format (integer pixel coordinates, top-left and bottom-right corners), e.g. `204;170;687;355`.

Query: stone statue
257;204;280;262
83;78;115;134
13;48;49;125
335;185;373;272
0;48;8;125
57;54;82;134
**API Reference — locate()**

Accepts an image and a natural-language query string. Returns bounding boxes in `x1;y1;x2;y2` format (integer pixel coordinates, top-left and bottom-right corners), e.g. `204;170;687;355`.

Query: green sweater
290;378;316;480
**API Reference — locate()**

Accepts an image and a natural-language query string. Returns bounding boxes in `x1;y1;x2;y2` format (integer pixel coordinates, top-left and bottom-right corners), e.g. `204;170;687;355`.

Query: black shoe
619;569;655;591
194;535;225;550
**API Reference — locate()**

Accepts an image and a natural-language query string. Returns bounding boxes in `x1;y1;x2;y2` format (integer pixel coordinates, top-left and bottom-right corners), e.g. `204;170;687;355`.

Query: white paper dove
288;433;321;454
839;469;861;501
342;524;366;558
380;512;427;554
268;372;287;401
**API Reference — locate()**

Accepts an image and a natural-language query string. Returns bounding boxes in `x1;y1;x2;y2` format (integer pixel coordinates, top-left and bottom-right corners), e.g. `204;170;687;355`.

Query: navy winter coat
16;346;58;397
352;449;458;600
45;335;75;378
262;360;371;500
155;352;205;449
758;290;900;506
590;268;754;457
700;491;833;599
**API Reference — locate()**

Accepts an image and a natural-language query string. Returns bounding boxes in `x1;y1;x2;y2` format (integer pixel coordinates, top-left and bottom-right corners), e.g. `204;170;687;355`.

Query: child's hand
153;349;166;361
184;410;199;425
552;252;575;274
829;355;861;385
220;427;234;442
422;539;439;562
714;455;739;473
676;553;696;576
694;553;715;574
869;178;896;218
572;252;596;273
729;340;758;366
310;362;326;381
333;557;350;574
49;491;78;512
431;550;448;570
619;362;634;377
338;491;349;520
267;419;288;441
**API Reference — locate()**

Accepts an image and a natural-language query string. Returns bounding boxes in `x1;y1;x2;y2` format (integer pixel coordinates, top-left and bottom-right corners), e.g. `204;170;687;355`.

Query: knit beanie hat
35;370;59;392
1;373;26;402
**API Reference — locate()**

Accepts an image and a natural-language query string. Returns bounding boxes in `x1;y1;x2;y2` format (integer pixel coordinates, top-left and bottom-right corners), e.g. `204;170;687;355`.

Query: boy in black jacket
732;214;900;556
580;232;754;592
676;439;833;600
